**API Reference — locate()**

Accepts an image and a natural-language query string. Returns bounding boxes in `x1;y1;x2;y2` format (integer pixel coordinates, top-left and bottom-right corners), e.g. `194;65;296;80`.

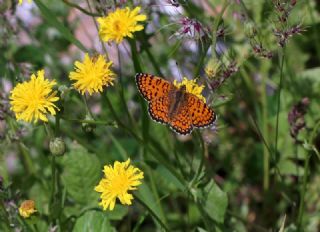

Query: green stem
61;116;116;126
210;1;229;59
144;46;164;76
62;0;101;17
261;63;270;191
297;154;310;230
134;194;169;231
145;167;167;225
194;131;206;181
274;49;286;169
117;45;135;127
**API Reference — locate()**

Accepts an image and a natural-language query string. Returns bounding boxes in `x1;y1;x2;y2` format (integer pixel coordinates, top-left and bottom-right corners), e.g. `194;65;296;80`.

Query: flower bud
82;114;96;133
205;58;221;80
49;137;66;156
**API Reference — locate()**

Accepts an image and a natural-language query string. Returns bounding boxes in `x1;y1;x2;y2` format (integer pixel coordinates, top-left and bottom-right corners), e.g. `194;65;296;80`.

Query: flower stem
274;49;286;171
297;153;310;230
134;194;169;231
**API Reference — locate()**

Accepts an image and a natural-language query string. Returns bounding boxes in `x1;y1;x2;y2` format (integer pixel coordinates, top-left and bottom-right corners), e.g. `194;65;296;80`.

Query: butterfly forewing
186;94;216;128
135;73;171;101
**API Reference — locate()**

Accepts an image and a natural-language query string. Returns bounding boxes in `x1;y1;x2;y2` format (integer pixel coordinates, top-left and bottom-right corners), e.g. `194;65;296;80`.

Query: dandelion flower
97;7;147;44
69;53;115;95
95;158;144;211
19;200;37;218
10;70;59;123
174;77;206;102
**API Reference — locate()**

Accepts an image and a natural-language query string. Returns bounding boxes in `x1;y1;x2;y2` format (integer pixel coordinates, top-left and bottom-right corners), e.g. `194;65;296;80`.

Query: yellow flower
174;77;206;103
69;54;115;95
18;0;32;4
94;158;144;211
10;70;59;123
97;7;147;44
19;200;37;218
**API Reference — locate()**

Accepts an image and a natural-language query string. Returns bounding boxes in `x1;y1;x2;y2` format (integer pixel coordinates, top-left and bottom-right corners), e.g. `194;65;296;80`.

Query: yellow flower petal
97;6;147;44
173;77;206;103
95;158;144;211
9;70;59;123
69;53;115;95
19;200;37;218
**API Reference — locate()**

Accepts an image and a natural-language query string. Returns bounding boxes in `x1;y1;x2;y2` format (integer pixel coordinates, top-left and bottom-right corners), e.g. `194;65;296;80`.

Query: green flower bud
82;114;96;133
49;137;66;156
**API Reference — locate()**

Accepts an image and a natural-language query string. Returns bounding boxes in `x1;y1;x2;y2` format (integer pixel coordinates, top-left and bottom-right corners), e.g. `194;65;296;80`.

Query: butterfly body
135;73;216;135
168;85;187;120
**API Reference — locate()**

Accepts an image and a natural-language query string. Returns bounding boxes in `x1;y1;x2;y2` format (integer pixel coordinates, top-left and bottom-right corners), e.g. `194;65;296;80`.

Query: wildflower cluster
288;97;309;142
206;60;238;91
272;0;305;47
174;17;209;40
245;24;273;59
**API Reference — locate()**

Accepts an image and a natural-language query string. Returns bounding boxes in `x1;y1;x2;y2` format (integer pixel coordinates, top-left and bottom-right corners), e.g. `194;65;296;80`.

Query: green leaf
61;144;100;204
203;180;228;223
73;210;115;232
279;215;286;232
33;0;87;52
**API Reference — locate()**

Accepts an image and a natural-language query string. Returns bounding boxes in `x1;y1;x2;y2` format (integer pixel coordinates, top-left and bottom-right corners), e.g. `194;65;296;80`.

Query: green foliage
61;144;100;204
73;210;115;232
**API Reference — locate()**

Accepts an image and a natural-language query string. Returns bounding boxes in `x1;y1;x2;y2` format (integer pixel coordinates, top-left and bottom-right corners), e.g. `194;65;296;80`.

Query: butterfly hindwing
135;73;171;101
187;94;216;128
169;103;193;135
148;96;170;124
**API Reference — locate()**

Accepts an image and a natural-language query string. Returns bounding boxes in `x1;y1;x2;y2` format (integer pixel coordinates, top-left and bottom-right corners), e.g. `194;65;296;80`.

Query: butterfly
135;73;216;135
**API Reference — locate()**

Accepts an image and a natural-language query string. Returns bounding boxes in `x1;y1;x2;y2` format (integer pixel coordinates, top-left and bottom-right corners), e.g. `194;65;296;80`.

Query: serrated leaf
73;210;115;232
203;180;228;223
61;145;100;204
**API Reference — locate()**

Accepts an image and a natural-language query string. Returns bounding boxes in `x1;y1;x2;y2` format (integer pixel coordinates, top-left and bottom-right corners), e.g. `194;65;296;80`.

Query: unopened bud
49;137;66;156
205;58;221;79
82;114;96;133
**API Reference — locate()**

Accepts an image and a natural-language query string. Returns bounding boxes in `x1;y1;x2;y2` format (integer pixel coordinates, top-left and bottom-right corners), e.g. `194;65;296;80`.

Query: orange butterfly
135;73;216;135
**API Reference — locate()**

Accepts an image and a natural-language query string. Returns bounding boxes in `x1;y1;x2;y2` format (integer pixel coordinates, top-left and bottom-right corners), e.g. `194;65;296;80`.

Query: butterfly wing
148;96;170;124
135;73;171;101
187;94;216;128
169;103;193;135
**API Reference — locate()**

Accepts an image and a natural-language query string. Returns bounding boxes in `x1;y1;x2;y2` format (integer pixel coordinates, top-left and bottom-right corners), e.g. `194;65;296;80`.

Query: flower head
174;77;206;103
174;17;208;40
69;53;115;95
94;158;144;211
10;70;59;123
19;200;37;218
97;7;147;44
